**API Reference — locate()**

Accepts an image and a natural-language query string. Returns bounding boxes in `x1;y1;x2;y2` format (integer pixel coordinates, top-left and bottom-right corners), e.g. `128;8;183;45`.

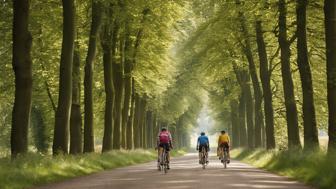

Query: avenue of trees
0;0;336;158
1;0;201;157
186;0;336;153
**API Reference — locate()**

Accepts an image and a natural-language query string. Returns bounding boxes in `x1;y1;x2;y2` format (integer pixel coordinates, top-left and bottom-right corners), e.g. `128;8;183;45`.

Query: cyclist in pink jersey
157;128;173;169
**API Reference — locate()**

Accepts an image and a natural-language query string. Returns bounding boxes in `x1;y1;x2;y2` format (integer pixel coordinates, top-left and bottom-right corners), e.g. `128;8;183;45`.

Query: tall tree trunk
325;0;336;153
238;93;247;147
245;82;254;149
139;98;147;148
122;28;133;149
112;40;123;150
133;93;141;148
112;65;123;149
152;113;158;148
101;20;117;152
126;78;135;149
11;0;33;157
296;0;319;150
238;12;264;148
146;111;153;148
53;0;75;155
278;0;302;149
70;45;83;154
83;0;103;153
256;20;276;149
230;100;240;148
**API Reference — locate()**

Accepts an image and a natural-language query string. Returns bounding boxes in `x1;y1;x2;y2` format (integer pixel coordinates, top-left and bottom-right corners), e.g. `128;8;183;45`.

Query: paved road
34;153;314;189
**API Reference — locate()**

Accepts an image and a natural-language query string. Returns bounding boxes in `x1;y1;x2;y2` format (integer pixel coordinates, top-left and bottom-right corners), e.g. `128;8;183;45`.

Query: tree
325;0;336;153
83;0;103;153
278;0;301;149
53;0;76;154
11;0;33;157
256;20;275;149
70;44;83;154
101;8;118;152
296;0;319;150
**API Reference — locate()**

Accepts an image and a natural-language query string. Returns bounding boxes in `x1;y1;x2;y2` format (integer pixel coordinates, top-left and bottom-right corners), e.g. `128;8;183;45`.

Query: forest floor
33;153;314;189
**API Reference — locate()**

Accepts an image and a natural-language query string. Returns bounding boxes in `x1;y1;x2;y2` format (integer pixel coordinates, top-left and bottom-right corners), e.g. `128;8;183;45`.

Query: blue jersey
197;135;209;145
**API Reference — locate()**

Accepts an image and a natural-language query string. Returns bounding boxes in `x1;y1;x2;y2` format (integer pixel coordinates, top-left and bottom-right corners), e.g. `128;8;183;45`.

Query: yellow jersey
218;133;230;144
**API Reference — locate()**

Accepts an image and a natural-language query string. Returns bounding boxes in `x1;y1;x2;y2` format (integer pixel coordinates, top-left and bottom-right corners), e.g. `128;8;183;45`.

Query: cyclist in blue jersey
196;132;210;164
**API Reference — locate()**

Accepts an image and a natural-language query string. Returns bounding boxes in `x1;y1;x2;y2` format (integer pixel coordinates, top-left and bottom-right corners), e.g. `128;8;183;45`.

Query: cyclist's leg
205;145;209;163
158;144;163;164
165;144;171;169
226;143;231;160
199;145;203;163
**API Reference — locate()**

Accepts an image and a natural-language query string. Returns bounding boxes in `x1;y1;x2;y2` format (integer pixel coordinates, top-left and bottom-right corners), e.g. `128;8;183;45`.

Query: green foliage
232;149;336;189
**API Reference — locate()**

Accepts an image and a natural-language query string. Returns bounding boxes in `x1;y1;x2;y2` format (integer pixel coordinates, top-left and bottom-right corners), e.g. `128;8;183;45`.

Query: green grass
232;148;336;189
0;149;186;189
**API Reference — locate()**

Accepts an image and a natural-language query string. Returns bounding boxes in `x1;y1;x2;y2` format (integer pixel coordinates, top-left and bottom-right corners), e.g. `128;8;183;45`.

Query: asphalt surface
34;153;315;189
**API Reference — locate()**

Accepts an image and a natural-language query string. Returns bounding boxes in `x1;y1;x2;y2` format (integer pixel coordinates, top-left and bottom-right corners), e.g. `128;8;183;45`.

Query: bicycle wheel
201;147;206;169
163;150;168;174
223;149;228;169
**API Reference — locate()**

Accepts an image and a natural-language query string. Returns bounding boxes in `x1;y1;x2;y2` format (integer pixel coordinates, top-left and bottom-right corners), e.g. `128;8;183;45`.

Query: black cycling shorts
219;142;229;150
199;144;209;152
159;143;170;151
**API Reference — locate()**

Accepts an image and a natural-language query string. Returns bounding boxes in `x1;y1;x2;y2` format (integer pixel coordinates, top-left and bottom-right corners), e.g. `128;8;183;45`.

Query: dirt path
34;153;314;189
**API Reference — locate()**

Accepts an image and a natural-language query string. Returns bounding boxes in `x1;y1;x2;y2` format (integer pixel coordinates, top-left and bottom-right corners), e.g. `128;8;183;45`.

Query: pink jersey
158;131;172;143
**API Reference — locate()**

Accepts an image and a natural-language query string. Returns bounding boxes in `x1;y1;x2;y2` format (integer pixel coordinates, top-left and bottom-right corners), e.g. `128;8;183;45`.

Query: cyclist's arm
196;137;200;149
156;133;160;147
168;132;173;147
228;135;231;146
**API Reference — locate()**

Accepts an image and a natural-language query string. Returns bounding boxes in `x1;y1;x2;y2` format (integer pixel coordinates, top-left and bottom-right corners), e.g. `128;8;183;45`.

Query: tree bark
325;0;336;153
101;20;117;152
122;26;133;149
230;100;240;148
112;24;123;149
256;20;276;149
278;0;302;149
83;0;103;153
296;0;319;150
245;82;254;149
11;0;33;157
133;93;141;148
139;98;147;148
70;45;83;154
53;0;75;155
126;78;135;149
238;12;263;148
146;111;153;148
238;92;247;147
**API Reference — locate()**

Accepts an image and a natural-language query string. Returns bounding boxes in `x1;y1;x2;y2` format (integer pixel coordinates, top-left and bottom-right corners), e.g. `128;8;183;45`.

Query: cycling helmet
161;127;167;131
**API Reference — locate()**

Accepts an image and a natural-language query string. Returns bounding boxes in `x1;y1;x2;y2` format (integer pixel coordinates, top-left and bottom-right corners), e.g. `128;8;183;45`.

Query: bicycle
220;146;229;168
200;146;208;169
158;147;169;174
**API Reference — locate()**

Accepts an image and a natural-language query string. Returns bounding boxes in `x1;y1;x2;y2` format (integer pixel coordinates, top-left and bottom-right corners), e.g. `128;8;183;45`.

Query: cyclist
157;127;173;169
217;130;230;163
196;132;210;164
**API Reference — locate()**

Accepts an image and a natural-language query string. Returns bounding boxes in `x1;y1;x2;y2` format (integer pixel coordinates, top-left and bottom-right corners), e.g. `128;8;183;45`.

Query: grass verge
0;149;186;189
231;148;336;189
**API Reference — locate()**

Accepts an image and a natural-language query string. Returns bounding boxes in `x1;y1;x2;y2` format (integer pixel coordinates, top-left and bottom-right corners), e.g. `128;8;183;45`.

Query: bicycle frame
158;147;169;173
200;146;207;169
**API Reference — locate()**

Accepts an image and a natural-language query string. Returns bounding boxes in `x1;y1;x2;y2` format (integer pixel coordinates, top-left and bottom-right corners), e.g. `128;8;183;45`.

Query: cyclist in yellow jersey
217;130;230;163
